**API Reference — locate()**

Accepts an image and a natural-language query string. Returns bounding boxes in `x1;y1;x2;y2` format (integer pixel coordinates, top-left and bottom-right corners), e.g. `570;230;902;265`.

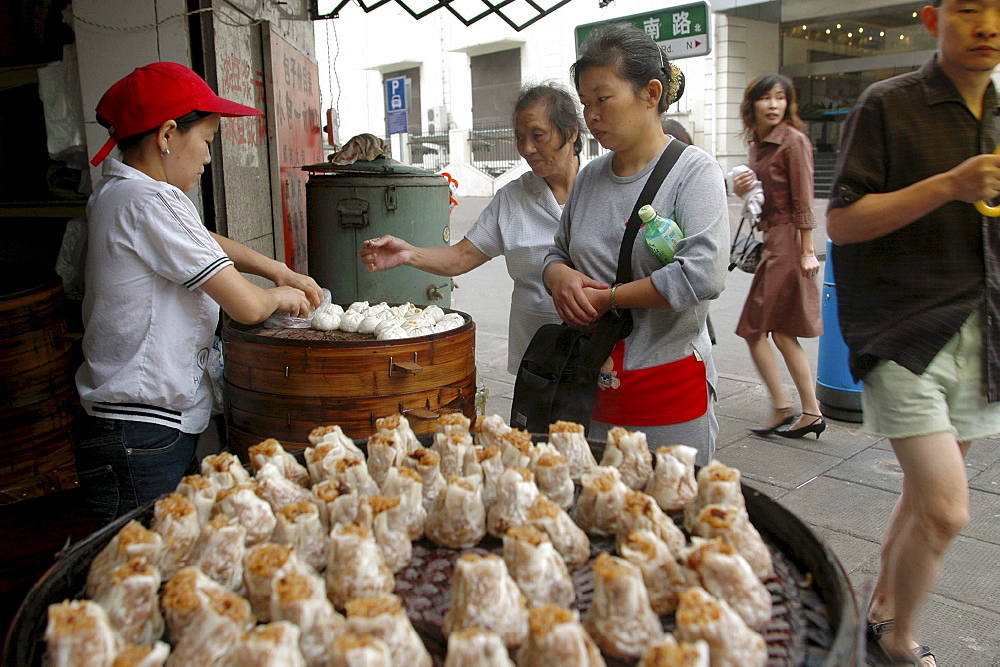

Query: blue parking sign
386;76;408;135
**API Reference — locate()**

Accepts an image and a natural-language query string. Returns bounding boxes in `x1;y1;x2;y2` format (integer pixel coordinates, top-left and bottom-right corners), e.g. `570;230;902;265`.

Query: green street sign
575;1;712;60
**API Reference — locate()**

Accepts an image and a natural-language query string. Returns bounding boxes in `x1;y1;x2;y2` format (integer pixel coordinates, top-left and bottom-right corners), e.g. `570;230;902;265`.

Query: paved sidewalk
447;196;1000;665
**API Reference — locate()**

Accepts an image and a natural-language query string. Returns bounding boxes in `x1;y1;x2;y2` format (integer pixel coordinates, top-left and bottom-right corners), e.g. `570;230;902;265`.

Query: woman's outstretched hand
359;235;413;273
545;262;609;327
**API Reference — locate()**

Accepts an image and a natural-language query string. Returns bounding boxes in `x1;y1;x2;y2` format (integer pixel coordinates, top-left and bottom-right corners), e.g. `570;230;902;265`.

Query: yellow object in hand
976;143;1000;217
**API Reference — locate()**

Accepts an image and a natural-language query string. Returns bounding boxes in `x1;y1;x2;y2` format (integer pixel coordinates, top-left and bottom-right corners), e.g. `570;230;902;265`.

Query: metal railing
406;133;450;171
469;123;519;177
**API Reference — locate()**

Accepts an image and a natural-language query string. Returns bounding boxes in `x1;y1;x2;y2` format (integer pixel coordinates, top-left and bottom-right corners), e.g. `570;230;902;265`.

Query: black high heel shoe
749;407;795;436
776;412;826;439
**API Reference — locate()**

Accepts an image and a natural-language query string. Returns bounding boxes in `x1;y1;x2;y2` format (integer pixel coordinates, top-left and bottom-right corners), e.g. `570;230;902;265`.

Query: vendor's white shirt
464;170;564;374
76;159;233;433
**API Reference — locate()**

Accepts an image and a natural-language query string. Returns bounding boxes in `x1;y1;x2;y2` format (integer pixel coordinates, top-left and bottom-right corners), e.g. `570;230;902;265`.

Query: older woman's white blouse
464;170;564;374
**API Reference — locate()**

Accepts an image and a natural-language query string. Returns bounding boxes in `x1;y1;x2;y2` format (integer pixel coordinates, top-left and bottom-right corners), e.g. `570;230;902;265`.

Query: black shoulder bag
511;139;688;434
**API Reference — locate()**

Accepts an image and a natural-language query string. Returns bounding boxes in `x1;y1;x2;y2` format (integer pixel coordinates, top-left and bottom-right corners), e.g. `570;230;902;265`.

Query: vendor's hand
272;265;323;309
360;235;412;272
732;170;758;198
546;263;609;327
948;153;1000;203
800;254;820;279
269;286;312;318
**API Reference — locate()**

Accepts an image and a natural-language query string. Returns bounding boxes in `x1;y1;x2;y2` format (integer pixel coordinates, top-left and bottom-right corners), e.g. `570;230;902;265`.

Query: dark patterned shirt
828;56;1000;401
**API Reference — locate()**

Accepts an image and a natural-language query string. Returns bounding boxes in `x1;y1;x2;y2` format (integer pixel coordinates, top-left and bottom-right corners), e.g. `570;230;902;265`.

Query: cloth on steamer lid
329;134;391;165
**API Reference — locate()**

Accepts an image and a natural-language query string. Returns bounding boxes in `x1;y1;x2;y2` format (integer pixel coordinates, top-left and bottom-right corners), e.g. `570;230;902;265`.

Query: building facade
316;0;985;196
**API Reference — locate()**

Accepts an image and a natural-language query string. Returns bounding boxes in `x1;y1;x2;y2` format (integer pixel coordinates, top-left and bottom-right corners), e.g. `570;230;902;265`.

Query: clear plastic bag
208;337;225;415
262;288;332;329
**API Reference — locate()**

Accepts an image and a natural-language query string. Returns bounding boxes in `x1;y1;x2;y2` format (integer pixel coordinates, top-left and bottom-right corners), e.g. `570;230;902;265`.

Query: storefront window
780;2;929;152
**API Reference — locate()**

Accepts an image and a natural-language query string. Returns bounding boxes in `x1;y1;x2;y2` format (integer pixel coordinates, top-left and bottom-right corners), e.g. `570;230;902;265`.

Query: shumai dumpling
443;554;529;648
270;570;346;667
433;429;475;479
368;495;412;572
474;413;512;449
600;426;654;490
547;420;597;482
531;450;574;510
86;520;164;600
525;495;591;568
376;412;421;453
582;553;662;660
443;628;514;667
405;447;447;511
425;475;487;549
645;445;699;511
213;483;277;546
201;451;251;490
326;521;395;609
244;542;321;623
160;567;253;660
675;587;767;667
366;432;407;488
618;530;697;616
638;633;710;667
151;493;200;581
517;604;605;667
344;594;431;667
463;445;504;510
91;556;164;646
487;467;540;538
228;621;306;667
683;460;745;533
304;426;366;484
113;641;171;667
692;504;775;580
254;463;317;514
683;538;772;630
188;513;247;593
273;500;328;573
312;479;373;531
379;466;426;540
328;633;393;667
329;456;380;498
499;428;534;470
248;437;310;488
45;600;123;667
574;466;630;536
503;525;575;608
615;491;686;555
175;474;218;525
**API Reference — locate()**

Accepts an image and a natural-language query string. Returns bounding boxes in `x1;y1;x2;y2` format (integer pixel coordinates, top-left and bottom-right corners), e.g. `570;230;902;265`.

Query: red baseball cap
91;61;262;166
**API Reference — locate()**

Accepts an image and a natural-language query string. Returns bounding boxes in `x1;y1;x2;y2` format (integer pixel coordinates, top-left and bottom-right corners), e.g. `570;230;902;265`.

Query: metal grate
310;0;573;32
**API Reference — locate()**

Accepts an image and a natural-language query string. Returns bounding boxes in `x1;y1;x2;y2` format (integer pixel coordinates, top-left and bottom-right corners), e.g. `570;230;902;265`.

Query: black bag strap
615;138;688;285
588;138;688;350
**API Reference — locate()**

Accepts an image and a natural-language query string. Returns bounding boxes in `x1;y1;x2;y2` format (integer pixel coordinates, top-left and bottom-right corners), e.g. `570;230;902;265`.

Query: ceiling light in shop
836;23;841;29
826;28;831;34
858;27;863;33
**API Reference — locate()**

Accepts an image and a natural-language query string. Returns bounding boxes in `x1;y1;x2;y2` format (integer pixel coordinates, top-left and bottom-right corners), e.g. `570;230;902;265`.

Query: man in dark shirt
827;1;1000;664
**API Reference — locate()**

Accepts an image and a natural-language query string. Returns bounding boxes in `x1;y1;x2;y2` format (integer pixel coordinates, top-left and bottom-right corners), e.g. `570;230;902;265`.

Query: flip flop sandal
866;619;936;666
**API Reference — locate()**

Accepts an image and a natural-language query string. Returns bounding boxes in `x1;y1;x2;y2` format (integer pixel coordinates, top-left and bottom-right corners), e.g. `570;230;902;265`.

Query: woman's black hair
100;110;216;155
739;74;805;142
512;82;583;156
571;24;684;114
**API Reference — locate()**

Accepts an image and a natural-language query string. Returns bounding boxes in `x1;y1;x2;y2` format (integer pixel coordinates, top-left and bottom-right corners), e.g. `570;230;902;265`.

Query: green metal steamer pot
304;158;452;306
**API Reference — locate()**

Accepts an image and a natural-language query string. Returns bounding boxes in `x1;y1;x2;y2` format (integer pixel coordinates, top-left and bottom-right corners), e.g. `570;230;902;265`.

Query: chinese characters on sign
575;2;711;60
268;31;323;272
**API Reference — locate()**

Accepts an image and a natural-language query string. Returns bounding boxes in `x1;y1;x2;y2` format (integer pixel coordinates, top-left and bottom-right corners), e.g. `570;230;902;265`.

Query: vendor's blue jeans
76;416;199;527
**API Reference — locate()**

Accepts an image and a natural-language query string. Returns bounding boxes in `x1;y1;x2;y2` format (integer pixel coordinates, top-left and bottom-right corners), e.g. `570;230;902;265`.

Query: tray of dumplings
7;414;861;666
257;301;469;342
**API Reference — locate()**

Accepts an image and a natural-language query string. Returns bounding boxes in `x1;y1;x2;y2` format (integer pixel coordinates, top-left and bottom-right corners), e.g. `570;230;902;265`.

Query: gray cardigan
543;144;729;386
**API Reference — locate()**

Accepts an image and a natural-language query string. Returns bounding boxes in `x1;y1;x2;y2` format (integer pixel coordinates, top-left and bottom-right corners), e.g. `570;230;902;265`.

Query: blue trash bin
816;239;863;422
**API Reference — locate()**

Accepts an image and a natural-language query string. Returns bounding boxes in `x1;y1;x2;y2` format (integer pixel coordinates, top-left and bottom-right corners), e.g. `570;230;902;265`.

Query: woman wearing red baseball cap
77;62;323;525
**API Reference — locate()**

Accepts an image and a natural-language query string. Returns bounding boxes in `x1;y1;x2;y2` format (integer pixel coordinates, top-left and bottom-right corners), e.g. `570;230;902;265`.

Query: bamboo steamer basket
222;309;476;458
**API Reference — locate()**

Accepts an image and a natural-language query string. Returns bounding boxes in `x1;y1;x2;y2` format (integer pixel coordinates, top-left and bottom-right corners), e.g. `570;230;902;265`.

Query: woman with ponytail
542;24;729;464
